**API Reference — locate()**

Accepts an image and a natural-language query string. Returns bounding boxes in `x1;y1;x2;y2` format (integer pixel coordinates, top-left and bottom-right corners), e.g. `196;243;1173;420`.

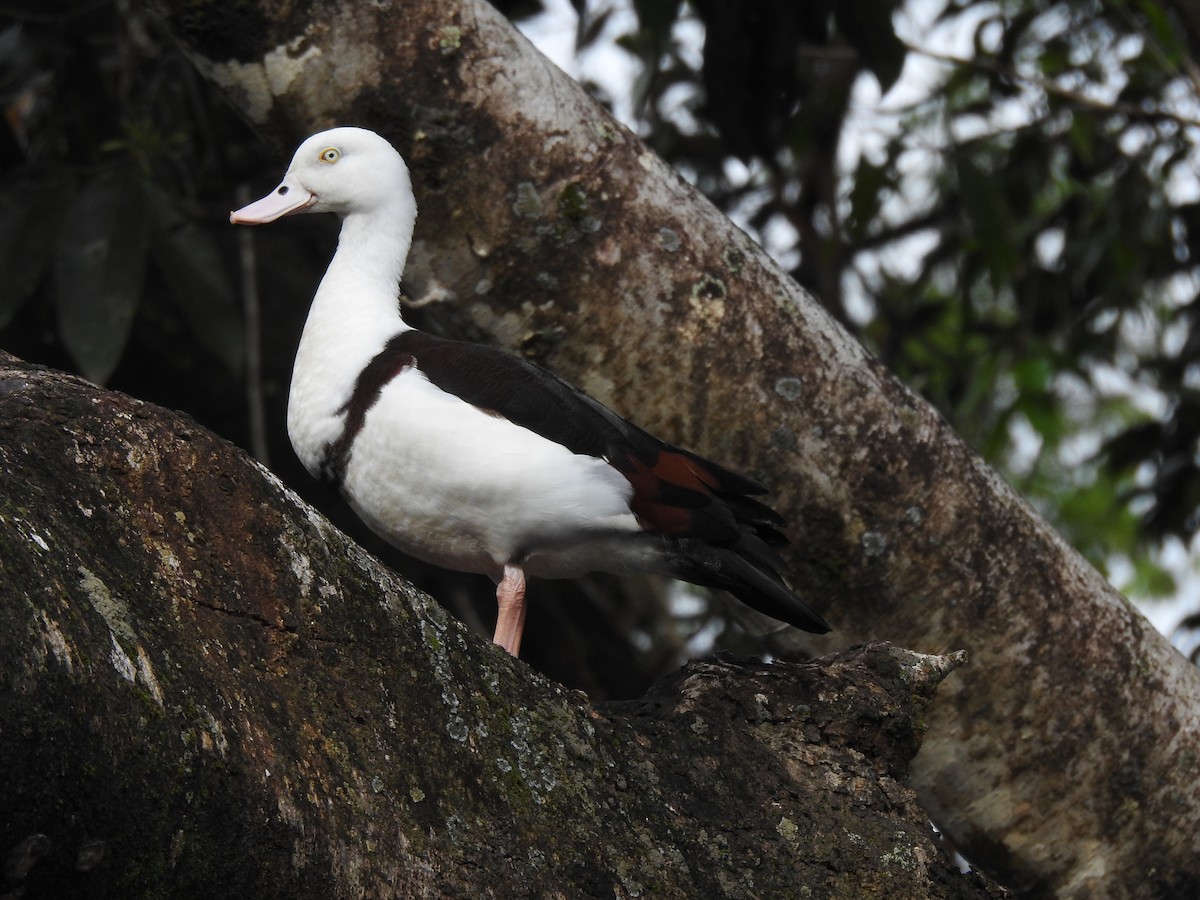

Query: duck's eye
319;147;341;163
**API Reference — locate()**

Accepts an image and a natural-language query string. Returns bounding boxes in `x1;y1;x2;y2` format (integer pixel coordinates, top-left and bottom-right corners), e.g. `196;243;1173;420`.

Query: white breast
339;368;642;579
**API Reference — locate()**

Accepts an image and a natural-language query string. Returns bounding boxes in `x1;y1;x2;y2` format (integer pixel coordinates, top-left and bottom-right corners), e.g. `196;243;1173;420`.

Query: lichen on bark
0;352;999;897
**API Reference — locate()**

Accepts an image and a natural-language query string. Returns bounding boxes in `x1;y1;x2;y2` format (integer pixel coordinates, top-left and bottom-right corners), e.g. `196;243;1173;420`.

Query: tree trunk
138;0;1200;895
0;352;998;898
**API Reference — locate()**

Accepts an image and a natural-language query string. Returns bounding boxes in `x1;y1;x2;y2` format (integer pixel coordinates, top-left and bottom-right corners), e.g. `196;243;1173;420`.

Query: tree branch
139;0;1200;893
0;351;998;898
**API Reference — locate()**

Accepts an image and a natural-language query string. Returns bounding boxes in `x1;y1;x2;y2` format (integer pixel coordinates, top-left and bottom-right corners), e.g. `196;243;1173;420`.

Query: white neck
286;195;417;475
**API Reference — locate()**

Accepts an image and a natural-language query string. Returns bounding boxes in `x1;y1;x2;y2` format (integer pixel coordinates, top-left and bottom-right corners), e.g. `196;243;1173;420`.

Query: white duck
231;126;830;656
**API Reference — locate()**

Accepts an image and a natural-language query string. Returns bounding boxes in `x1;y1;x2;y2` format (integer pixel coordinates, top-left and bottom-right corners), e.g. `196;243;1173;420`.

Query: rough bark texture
0;352;998;898
135;0;1200;895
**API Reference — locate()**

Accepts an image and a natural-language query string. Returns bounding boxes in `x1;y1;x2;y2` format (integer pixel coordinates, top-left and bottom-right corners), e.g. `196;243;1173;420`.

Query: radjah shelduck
230;126;831;657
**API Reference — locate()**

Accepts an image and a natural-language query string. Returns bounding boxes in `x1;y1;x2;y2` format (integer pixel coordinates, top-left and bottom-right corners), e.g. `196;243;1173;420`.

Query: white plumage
231;126;830;656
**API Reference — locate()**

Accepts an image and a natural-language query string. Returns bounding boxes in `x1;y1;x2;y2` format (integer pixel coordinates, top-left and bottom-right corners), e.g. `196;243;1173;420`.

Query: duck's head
230;127;413;225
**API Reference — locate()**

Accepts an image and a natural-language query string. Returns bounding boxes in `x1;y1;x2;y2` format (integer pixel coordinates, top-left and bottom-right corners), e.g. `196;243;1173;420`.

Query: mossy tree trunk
0;353;999;898
135;0;1200;895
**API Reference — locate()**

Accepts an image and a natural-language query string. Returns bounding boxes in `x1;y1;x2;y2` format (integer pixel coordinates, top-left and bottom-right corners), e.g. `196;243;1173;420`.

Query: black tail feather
717;492;787;529
722;553;831;634
667;537;832;634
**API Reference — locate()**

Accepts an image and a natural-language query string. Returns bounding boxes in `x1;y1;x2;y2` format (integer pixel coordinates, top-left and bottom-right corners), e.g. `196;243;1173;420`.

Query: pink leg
493;564;527;657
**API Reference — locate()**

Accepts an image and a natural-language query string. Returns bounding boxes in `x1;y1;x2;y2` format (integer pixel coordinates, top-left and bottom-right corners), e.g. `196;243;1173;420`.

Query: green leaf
631;0;684;37
0;168;70;329
577;7;615;51
835;0;907;92
1012;355;1053;393
1136;0;1183;66
956;156;1022;283
53;168;149;385
147;187;244;376
1069;111;1097;170
1019;392;1063;445
1037;35;1072;78
996;8;1039;67
846;156;891;240
1123;554;1178;600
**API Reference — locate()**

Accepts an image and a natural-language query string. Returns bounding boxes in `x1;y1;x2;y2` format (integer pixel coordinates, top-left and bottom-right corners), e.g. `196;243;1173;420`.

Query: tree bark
0;352;998;898
136;0;1200;895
